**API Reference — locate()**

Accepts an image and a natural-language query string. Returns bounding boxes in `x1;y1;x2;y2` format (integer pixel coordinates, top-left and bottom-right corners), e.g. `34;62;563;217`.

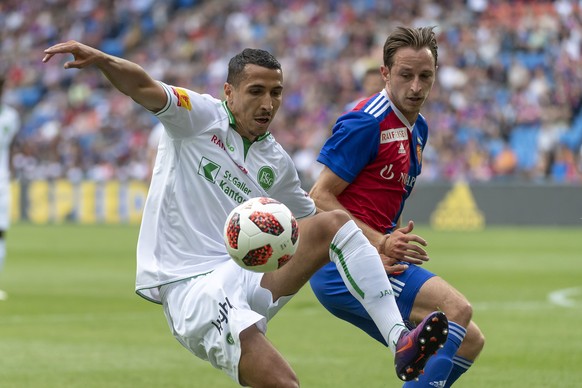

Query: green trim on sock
330;243;365;299
388;323;407;348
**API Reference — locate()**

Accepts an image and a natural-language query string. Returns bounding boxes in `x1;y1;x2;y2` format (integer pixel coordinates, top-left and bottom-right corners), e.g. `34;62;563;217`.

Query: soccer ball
224;197;300;272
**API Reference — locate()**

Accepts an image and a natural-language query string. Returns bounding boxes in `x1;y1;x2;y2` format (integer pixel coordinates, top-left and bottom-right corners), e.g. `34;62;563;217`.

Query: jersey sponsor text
380;127;408;143
219;170;252;204
211;134;226;151
398;171;416;188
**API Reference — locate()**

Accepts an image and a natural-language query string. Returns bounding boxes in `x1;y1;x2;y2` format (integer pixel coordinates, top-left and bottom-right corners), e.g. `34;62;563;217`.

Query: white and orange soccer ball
224;197;300;272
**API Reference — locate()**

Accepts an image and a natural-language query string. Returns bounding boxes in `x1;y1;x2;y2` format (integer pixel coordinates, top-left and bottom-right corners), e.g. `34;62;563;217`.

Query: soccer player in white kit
43;41;447;387
0;74;21;301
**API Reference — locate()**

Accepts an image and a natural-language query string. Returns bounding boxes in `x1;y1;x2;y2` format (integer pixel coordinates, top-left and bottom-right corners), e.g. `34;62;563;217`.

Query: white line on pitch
548;287;582;307
473;286;582;311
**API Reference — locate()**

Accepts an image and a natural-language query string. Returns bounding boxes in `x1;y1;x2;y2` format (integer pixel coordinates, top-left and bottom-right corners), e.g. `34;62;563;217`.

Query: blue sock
402;321;466;388
443;355;473;387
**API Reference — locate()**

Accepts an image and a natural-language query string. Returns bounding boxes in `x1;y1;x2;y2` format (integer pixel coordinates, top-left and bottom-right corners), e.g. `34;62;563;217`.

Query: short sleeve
317;111;380;183
154;82;222;140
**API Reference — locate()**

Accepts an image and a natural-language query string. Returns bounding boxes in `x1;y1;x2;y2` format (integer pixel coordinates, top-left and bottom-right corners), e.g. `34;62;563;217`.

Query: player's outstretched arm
42;40;166;112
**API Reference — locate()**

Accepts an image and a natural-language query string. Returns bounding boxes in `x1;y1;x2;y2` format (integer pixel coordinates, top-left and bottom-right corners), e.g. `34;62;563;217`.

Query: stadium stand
1;0;581;187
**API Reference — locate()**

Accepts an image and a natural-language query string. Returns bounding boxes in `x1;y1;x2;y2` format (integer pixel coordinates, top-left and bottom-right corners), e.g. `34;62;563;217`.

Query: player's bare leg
458;321;485;358
409;276;484;360
239;325;299;388
262;210;350;299
263;210;447;382
404;276;484;386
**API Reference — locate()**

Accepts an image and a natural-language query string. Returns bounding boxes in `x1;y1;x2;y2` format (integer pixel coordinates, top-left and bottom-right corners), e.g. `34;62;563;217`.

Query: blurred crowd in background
2;0;582;187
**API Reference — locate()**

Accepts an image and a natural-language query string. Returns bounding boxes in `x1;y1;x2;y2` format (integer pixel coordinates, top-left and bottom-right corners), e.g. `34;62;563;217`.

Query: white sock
329;220;406;353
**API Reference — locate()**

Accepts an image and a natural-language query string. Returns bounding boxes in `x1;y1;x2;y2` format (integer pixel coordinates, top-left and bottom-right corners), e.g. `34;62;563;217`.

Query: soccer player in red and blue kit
310;26;485;387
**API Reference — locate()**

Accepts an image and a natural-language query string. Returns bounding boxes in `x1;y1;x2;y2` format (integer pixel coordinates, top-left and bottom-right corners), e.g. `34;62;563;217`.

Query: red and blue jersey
317;89;428;234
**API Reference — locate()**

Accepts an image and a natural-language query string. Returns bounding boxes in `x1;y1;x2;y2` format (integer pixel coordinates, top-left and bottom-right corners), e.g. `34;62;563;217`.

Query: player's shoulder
355;91;389;114
340;92;389;126
334;109;382;138
159;82;223;111
257;133;291;160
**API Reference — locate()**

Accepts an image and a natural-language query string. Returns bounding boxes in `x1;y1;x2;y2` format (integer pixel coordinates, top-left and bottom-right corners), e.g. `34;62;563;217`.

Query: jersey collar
222;100;236;128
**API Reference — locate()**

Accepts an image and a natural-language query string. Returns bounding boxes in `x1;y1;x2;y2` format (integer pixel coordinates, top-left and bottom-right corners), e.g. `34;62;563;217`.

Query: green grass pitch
0;223;581;387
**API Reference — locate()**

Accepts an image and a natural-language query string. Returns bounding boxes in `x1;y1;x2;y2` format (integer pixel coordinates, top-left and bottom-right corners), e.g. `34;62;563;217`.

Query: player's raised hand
378;220;429;265
42;40;102;69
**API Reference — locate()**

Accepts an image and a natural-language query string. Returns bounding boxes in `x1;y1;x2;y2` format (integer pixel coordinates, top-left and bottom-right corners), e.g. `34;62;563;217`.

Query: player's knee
460;300;473;325
322;209;352;234
446;298;473;327
307;209;352;241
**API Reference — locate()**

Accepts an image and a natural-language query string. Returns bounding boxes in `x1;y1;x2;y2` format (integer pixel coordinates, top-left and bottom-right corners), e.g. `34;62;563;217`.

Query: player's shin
328;220;406;353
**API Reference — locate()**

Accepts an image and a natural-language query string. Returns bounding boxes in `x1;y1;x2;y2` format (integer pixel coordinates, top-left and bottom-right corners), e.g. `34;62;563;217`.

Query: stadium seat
509;124;540;171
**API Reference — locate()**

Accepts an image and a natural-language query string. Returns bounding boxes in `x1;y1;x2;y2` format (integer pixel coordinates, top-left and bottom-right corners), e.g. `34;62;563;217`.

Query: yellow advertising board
11;180;149;224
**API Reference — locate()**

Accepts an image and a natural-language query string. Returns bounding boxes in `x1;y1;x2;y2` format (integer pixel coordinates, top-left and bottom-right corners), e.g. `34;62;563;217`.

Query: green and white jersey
136;83;316;303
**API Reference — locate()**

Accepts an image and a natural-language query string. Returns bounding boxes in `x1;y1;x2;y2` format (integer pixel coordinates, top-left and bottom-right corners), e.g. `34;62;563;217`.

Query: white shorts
159;260;293;384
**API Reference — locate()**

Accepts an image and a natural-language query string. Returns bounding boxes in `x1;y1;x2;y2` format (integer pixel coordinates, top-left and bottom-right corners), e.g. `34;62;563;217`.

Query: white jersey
136;83;316;303
0;104;19;185
0;103;20;230
148;122;164;150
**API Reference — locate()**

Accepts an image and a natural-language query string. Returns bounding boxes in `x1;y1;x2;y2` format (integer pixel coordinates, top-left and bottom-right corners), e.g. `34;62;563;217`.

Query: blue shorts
309;262;435;346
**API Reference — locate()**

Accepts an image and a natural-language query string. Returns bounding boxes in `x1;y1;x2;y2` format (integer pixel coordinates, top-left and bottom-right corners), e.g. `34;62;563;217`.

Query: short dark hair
226;48;281;86
383;26;438;69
